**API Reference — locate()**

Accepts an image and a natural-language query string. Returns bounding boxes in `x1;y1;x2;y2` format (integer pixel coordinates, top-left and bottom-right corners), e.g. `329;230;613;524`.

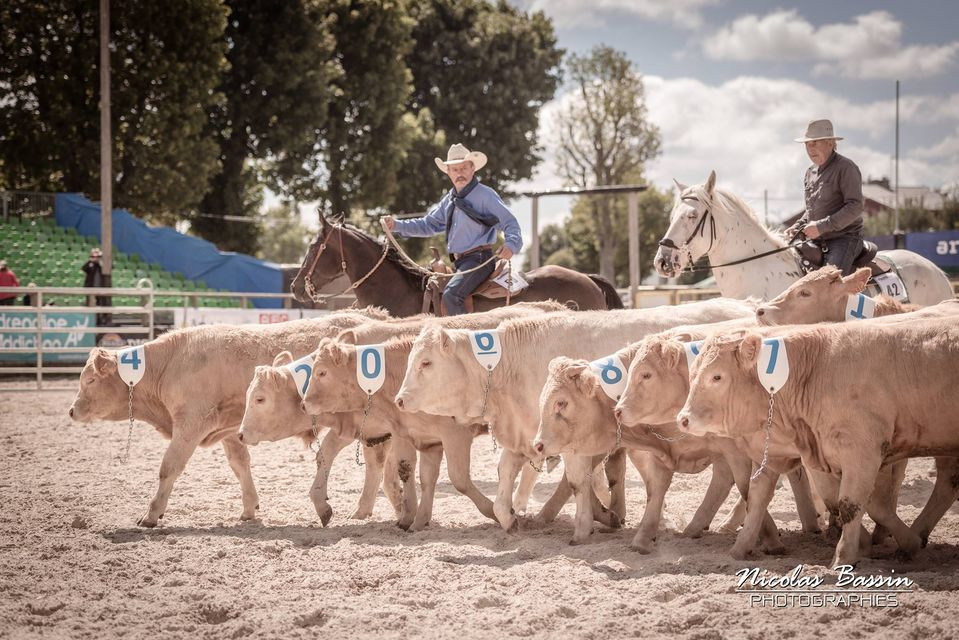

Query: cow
395;298;758;535
532;348;789;552
238;351;404;527
678;318;959;568
68;308;389;527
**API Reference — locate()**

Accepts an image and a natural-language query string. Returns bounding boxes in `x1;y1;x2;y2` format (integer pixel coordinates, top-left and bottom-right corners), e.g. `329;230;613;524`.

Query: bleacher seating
0;216;240;307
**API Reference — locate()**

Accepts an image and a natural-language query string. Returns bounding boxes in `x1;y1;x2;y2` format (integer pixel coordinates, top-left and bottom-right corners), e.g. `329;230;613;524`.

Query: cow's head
616;336;690;427
238;351;309;445
532;357;613;458
677;331;768;438
756;266;871;325
303;333;366;416
395;325;481;420
69;348;130;422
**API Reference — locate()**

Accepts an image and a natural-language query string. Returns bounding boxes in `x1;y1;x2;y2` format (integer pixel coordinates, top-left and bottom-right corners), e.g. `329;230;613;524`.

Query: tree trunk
592;198;617;283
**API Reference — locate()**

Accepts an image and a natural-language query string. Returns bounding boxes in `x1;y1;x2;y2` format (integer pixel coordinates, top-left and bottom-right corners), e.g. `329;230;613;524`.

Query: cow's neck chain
647;425;689;442
585;420;623;482
750;394;775;481
309;414;321;452
480;369;497;453
122;383;134;464
354;393;373;467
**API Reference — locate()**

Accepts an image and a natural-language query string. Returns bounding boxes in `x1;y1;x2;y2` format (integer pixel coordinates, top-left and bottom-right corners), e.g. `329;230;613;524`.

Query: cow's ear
704;170;717;197
92;348;117;375
662;340;683;371
272;351;294;367
841;267;871;293
736;333;763;370
337;329;357;345
564;362;597;396
438;328;452;352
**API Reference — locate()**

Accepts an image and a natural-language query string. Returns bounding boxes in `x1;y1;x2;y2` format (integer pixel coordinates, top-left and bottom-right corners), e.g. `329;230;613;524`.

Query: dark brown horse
291;216;623;316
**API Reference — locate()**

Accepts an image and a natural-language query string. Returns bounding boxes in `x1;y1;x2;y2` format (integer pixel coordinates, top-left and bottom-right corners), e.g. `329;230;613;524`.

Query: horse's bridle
301;224;389;303
657;197;716;270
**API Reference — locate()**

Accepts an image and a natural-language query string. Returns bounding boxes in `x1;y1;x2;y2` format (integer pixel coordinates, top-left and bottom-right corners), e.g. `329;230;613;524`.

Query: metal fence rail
1;190;57;221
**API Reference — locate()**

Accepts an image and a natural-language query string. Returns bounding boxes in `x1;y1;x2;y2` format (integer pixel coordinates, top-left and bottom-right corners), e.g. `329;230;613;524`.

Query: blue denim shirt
392;182;523;255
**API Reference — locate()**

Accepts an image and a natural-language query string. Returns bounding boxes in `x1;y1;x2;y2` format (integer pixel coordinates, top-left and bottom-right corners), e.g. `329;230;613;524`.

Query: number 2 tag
117;345;145;387
286;355;314;399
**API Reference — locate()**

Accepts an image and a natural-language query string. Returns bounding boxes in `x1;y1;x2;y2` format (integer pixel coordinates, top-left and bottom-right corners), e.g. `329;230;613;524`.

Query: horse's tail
588;274;624;309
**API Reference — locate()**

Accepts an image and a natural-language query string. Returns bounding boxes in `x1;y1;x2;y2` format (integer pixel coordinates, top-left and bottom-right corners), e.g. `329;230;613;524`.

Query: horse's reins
657;198;807;273
302;224;390;303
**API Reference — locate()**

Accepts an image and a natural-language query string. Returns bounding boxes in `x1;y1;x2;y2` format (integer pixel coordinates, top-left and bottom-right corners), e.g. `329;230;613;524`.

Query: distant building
781;178;946;228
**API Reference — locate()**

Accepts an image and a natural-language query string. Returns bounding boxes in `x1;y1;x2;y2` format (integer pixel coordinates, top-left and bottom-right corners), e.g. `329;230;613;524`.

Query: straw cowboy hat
434;143;487;173
794;119;844;143
90;248;103;258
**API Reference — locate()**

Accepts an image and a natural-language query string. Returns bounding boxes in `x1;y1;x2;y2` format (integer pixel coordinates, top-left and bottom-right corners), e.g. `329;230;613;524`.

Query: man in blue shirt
384;143;523;315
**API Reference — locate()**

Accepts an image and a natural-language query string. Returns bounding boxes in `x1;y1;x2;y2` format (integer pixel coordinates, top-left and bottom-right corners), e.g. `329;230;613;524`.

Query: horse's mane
338;222;430;290
682;182;788;246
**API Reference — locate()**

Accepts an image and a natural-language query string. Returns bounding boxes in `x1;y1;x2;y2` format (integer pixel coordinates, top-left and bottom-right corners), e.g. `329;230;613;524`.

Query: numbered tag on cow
683;340;703;371
845;293;877;321
757;338;789;395
286;355;314;399
355;344;386;395
873;272;908;302
117;345;146;387
470;330;501;370
589;353;628;401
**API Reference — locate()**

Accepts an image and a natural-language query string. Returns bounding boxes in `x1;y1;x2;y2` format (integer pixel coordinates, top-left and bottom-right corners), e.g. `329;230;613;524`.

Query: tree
0;0;227;220
398;0;563;211
554;46;661;281
563;184;672;286
523;222;568;270
192;0;339;254
256;203;314;264
319;0;414;218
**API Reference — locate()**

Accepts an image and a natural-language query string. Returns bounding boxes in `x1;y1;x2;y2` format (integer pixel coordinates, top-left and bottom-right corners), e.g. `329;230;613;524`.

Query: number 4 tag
117;345;145;387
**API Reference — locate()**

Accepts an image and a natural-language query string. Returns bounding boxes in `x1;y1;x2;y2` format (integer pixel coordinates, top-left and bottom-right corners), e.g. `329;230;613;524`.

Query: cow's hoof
730;545;751;561
568;535;590;546
396;518;413;531
763;543;787;556
683;525;707;539
137;515;159;528
506;518;519;534
825;525;842;542
319;505;333;527
350;509;372;520
629;538;654;554
920;535;929;549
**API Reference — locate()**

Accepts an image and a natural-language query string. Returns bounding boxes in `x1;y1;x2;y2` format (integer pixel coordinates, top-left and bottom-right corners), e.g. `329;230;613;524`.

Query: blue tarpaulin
54;193;283;308
904;230;959;269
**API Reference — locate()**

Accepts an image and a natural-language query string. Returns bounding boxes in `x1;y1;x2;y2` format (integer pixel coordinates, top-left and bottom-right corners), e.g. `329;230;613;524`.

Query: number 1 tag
757;337;789;395
683;340;703;371
845;293;876;321
286;355;314;399
589;353;628;401
355;344;386;395
470;330;501;371
117;345;145;387
873;272;907;302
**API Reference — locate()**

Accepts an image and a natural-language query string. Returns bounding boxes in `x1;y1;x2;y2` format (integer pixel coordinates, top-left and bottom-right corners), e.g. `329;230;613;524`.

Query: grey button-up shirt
800;151;864;240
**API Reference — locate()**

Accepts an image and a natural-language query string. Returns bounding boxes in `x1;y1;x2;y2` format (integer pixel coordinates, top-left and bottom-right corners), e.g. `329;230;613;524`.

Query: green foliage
864;196;959;235
0;0;228;219
193;0;339;253
256;203;314;264
554;46;661;281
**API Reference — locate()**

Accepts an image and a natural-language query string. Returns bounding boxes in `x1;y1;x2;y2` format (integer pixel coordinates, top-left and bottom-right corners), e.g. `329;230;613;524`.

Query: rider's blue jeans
823;235;864;276
443;249;495;315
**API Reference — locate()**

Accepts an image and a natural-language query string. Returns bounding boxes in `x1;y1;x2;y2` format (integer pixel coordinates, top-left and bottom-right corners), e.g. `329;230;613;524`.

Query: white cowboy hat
434;143;487;173
794;119;844;143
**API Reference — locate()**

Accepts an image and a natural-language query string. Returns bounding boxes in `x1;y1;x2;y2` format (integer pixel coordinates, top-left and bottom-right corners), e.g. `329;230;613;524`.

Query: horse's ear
704;170;717;196
672;178;688;193
319;210;330;230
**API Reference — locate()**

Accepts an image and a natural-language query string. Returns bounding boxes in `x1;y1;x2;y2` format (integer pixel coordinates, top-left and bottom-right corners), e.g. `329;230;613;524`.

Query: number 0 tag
355;345;386;395
117;345;145;387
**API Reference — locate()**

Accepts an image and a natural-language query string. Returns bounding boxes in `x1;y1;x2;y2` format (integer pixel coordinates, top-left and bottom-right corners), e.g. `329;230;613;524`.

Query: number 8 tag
117;345;145;387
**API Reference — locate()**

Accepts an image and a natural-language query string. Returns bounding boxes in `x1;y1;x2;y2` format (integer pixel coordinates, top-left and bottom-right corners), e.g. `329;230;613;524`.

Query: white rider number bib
355;344;386;395
873;272;908;302
117;345;145;387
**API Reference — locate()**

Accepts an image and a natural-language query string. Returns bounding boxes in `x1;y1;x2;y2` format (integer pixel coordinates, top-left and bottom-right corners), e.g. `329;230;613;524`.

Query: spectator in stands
0;260;20;305
82;248;108;324
22;282;37;307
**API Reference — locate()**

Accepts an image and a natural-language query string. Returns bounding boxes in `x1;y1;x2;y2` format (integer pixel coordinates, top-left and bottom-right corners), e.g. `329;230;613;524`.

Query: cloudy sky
506;0;959;233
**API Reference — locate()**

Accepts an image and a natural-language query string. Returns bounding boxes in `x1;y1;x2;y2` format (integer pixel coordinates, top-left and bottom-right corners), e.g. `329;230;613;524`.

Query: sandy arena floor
2;383;959;639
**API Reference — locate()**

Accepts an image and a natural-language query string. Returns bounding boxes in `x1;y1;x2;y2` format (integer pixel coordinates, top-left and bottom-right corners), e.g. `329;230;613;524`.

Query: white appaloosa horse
654;171;954;305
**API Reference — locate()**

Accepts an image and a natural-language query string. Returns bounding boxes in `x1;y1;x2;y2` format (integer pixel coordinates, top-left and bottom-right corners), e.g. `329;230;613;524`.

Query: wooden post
530;195;540;269
99;0;112;285
628;191;639;309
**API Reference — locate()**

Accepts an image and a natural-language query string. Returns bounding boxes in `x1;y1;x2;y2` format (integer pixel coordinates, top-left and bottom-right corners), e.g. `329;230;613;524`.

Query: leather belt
450;244;494;263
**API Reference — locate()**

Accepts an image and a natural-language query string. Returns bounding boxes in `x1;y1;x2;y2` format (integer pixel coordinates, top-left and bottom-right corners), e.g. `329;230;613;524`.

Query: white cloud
523;0;719;30
516;75;959;226
703;10;959;79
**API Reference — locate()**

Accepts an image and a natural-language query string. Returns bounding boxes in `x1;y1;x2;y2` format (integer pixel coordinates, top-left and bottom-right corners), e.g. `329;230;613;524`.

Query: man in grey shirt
790;119;864;275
